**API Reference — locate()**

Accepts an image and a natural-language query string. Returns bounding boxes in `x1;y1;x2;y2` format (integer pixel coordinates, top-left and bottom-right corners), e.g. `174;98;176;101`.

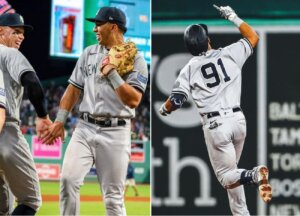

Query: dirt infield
43;195;150;202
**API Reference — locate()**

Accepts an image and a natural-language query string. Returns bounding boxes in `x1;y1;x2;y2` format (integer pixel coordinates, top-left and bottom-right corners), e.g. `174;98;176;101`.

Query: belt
79;113;126;127
205;107;242;119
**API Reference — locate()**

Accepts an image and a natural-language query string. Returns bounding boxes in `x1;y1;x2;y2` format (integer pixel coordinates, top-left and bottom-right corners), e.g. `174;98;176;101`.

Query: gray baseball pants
0;170;14;215
0;123;42;212
202;110;250;216
60;119;131;216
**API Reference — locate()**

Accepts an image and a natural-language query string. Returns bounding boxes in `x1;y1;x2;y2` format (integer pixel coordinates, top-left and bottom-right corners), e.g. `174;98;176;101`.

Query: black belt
205;107;242;119
79;113;126;127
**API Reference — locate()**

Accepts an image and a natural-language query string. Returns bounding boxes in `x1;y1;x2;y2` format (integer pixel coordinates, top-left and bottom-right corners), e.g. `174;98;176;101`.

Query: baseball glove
101;41;137;76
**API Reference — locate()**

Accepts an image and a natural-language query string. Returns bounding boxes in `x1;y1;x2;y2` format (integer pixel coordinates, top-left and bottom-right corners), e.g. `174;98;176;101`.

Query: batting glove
213;5;243;27
219;6;237;21
159;103;170;116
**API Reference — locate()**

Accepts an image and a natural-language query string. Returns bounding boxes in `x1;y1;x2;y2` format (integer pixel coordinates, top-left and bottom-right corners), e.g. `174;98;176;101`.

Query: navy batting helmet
183;24;209;56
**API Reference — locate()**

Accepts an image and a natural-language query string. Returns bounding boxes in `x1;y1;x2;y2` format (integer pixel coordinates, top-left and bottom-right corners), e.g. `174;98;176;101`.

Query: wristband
107;70;125;89
55;109;69;123
231;16;244;27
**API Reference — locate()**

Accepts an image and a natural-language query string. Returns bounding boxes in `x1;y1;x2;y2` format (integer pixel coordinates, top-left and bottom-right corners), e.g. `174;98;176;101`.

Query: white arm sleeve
171;64;190;100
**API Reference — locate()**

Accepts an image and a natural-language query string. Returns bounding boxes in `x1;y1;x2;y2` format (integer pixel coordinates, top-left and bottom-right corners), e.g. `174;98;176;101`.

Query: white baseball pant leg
60;122;95;215
94;121;131;216
0;124;41;212
203;112;250;216
0;170;14;215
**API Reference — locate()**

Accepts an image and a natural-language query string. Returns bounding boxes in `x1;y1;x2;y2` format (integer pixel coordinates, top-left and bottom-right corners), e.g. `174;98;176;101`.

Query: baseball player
160;5;272;215
125;162;139;197
0;3;16;214
0;69;14;216
0;13;53;215
41;7;148;216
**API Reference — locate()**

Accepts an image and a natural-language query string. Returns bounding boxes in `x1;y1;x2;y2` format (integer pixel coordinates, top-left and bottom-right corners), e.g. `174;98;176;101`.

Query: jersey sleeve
68;50;86;90
126;53;148;93
171;64;190;100
0;70;6;108
4;48;35;84
225;38;253;69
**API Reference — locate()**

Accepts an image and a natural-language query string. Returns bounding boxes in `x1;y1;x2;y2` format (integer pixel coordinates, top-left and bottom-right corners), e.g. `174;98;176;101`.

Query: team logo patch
137;74;148;84
0;88;5;96
20;15;24;24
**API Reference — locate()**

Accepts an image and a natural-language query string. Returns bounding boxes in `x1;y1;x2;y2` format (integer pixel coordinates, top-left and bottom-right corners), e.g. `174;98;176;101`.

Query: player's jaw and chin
94;25;111;46
2;26;24;49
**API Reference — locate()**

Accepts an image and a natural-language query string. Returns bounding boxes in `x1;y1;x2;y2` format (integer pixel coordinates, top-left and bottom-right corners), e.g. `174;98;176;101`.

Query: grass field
37;181;150;215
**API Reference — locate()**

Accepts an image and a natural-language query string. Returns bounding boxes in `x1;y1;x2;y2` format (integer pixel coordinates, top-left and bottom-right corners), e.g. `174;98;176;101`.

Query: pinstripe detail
129;84;144;93
171;90;188;99
0;102;6;108
68;79;84;90
242;38;253;54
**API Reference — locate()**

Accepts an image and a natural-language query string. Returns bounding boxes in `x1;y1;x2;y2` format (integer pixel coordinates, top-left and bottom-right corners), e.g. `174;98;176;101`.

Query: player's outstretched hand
40;121;65;145
159;103;171;116
213;4;237;21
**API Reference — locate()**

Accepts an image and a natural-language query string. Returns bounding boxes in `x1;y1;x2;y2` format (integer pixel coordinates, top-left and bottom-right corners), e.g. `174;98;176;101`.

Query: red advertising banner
36;163;61;180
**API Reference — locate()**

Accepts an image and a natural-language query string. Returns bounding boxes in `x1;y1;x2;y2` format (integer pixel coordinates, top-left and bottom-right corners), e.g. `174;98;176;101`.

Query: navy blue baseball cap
86;7;127;33
0;13;33;31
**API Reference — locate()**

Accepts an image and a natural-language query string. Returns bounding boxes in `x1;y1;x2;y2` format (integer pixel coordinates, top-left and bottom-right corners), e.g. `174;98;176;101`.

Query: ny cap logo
108;16;113;20
19;15;24;24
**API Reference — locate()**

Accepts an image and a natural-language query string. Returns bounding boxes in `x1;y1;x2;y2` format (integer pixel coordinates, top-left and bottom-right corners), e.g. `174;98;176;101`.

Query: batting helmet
183;24;209;56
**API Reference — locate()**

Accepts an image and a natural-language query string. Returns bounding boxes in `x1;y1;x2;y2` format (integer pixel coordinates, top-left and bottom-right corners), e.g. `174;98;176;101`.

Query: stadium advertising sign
267;33;300;215
131;141;146;163
32;136;63;159
36;163;61;180
152;31;258;215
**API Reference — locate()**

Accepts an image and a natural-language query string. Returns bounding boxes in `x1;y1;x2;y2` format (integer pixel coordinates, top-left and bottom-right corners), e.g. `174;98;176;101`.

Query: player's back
174;39;252;114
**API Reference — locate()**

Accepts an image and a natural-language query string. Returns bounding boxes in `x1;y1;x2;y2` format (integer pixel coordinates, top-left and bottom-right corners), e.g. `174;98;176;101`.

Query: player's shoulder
134;51;146;63
222;38;253;55
0;45;24;60
224;38;250;50
0;45;21;55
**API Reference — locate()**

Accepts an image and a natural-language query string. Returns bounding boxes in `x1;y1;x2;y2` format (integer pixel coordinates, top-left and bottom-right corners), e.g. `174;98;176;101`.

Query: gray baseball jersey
0;70;11;215
60;44;148;215
0;45;41;211
0;69;5;108
69;44;148;118
172;38;252;114
0;44;35;122
171;38;252;215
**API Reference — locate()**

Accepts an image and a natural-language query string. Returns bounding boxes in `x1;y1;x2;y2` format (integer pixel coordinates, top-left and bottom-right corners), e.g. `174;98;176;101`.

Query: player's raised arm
213;5;259;48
